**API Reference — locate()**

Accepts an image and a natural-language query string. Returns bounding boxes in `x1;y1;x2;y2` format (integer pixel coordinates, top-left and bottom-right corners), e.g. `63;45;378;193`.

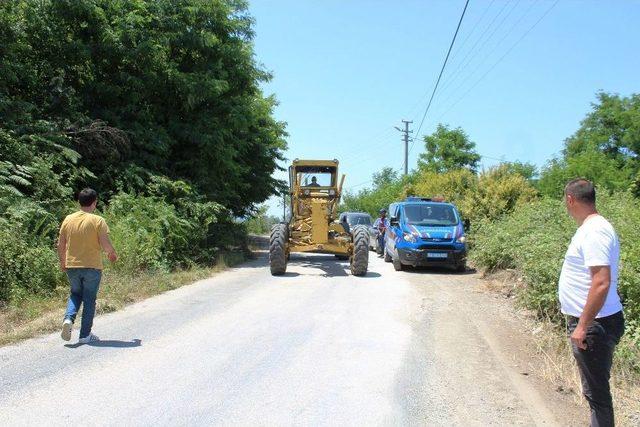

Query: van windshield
403;204;458;226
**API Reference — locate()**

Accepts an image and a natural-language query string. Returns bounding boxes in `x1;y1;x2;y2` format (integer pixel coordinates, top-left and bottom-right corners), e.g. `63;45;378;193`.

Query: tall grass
0;192;247;306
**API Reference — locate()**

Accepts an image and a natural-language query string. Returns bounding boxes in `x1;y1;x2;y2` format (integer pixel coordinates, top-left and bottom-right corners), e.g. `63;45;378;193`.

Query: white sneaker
61;319;73;341
78;333;100;344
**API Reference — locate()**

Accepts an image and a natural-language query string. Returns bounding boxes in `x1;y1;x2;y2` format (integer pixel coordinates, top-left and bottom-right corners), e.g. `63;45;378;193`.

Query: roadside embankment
470;192;640;425
0;250;247;347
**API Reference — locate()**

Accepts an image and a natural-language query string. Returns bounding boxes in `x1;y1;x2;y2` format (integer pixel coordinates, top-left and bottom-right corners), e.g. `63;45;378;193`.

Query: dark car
338;211;372;235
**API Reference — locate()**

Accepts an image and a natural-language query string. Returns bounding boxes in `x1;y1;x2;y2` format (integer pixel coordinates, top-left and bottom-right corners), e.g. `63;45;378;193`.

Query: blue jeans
64;268;102;339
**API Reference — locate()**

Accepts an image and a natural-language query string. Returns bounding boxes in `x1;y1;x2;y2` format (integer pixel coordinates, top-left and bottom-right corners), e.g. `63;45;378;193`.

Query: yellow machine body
287;159;351;255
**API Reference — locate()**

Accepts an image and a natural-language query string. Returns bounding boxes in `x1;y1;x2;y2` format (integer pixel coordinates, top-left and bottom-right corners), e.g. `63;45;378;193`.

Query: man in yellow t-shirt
58;188;118;344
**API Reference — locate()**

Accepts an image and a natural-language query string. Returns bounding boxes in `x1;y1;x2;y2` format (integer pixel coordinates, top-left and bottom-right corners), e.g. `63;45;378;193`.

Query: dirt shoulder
477;270;640;426
404;267;586;426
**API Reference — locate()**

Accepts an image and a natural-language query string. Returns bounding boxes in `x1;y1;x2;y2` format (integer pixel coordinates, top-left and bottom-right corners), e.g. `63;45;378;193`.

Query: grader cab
269;159;369;276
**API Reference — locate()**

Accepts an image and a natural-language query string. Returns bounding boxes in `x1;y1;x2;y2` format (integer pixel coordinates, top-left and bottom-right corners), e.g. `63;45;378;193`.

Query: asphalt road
0;251;580;426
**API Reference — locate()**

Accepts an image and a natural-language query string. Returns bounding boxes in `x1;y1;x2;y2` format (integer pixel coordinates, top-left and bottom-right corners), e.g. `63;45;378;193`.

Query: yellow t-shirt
59;211;110;270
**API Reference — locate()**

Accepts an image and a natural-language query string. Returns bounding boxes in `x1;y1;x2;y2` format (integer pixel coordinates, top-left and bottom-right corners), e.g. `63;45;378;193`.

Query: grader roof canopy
292;159;339;167
295;165;335;173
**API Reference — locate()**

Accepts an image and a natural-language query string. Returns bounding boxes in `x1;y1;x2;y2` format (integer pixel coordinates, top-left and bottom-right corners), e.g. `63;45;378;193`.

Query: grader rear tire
350;225;369;276
269;223;288;275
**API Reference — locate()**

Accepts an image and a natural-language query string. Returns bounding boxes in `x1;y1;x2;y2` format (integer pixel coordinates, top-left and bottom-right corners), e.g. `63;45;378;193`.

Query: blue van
384;197;467;271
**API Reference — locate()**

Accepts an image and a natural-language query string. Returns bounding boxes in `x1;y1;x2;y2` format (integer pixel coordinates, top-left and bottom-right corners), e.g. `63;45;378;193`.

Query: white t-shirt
558;215;623;318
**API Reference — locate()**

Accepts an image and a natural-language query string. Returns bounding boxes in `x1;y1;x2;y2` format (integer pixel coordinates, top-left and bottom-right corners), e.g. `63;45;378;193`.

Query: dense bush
0;186;247;303
343;165;538;226
409;165;538;225
470;192;640;357
0;221;65;303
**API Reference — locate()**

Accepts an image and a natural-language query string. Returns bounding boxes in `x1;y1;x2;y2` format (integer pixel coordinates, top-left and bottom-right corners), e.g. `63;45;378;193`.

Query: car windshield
347;214;371;226
403;204;458;226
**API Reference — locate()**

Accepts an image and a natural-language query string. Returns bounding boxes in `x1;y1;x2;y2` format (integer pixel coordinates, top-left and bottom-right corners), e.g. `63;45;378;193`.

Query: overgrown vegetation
468;92;640;372
341;164;536;226
0;0;286;308
470;193;640;373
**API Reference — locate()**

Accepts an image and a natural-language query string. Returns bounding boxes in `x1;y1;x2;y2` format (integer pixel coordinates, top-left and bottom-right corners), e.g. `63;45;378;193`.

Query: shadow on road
280;272;300;277
244;238;383;279
293;255;350;277
65;339;142;349
287;255;383;279
363;271;382;278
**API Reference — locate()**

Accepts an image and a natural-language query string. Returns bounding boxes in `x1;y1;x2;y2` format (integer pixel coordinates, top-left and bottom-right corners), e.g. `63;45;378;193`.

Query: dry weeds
0;251;245;347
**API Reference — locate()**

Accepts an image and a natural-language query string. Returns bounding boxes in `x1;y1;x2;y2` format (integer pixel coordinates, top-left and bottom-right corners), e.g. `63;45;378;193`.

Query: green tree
538;92;639;197
564;92;640;164
0;0;287;215
500;161;538;182
371;167;399;189
341;168;406;216
418;124;481;173
0;0;287;302
244;205;280;235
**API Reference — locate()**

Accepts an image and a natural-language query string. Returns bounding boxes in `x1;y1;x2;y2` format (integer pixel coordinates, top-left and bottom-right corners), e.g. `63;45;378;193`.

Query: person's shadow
65;339;142;349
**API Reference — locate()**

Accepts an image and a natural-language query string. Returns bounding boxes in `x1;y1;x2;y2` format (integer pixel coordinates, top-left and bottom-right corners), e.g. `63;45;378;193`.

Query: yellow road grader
269;159;369;276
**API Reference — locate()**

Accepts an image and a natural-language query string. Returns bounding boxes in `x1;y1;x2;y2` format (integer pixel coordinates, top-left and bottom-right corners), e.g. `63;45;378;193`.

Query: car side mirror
390;216;399;226
463;219;470;230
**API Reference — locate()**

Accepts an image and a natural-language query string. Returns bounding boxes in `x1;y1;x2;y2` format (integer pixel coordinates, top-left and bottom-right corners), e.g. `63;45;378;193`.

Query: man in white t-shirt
559;178;625;427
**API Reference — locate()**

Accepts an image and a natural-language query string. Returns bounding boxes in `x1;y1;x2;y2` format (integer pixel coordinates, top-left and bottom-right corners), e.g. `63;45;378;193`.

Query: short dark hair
564;178;596;205
78;188;98;207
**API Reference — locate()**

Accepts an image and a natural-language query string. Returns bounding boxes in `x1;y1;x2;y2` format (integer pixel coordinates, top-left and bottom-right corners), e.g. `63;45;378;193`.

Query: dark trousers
377;233;385;254
567;311;625;427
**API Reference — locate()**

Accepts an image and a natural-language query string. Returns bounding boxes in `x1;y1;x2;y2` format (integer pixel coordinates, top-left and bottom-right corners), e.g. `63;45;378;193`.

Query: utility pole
394;120;413;176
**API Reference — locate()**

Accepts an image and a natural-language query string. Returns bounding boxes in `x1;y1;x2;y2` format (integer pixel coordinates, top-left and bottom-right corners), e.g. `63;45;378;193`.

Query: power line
409;0;471;155
344;179;374;191
434;0;539;106
434;0;522;99
338;126;396;162
339;128;397;168
448;0;498;62
402;0;497;122
434;0;560;122
342;0;549;184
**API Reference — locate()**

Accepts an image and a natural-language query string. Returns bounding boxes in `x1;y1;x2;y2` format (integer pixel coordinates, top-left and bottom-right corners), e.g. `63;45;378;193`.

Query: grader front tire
269;223;288;276
350;225;369;276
